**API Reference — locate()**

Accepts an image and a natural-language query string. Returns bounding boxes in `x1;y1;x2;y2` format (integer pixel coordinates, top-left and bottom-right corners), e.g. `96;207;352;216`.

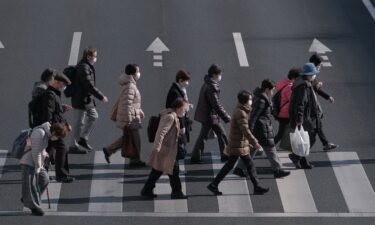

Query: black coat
249;87;275;147
71;60;104;109
41;86;67;125
194;75;230;124
289;77;320;131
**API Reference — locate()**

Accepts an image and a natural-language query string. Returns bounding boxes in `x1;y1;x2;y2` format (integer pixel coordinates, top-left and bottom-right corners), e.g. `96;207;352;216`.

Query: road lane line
328;152;375;212
153;55;163;60
88;150;124;212
68;32;82;66
211;154;253;213
154;160;188;213
276;153;317;213
153;62;163;67
362;0;375;21
0;150;7;179
233;32;249;67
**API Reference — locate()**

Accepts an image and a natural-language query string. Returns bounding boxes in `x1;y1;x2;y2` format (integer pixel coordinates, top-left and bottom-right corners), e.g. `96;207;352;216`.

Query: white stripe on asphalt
153;62;163;67
211;154;253;213
276;153;317;213
0;150;7;179
154;160;188;213
153;55;163;60
362;0;375;21
321;62;332;67
233;32;249;67
68;32;82;66
0;41;4;49
88;150;124;212
321;55;329;60
328;152;375;212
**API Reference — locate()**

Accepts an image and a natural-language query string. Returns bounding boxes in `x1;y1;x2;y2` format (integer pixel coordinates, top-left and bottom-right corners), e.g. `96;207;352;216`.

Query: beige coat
224;103;259;156
115;74;143;129
148;109;180;175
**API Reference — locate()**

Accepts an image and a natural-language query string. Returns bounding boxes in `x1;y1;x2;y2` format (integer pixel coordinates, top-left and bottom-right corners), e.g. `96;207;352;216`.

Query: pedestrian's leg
80;107;99;142
274;118;289;145
70;109;85;147
211;123;228;160
211;156;238;186
240;155;260;186
106;136;123;154
142;168;163;197
191;124;211;162
262;145;282;171
53;139;70;179
129;129;142;164
168;162;182;194
317;118;329;146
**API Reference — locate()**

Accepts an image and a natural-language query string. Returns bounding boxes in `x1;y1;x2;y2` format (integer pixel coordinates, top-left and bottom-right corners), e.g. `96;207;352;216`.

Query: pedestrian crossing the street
1;149;375;217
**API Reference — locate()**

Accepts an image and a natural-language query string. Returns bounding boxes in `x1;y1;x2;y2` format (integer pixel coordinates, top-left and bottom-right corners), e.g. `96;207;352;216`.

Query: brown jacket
115;74;143;129
224;103;259;156
148;109;180;175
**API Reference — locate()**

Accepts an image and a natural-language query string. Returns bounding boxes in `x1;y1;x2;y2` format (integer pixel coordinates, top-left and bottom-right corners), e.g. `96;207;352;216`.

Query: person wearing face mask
288;63;321;169
141;98;189;199
191;64;231;164
165;70;192;161
103;64;146;167
69;46;108;154
207;91;269;195
234;79;290;178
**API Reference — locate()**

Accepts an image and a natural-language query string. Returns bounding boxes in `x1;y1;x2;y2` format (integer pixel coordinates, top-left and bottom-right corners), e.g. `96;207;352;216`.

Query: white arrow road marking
321;62;332;67
146;38;169;53
309;39;332;54
0;150;8;179
362;0;375;21
68;32;82;66
0;41;4;49
233;33;249;67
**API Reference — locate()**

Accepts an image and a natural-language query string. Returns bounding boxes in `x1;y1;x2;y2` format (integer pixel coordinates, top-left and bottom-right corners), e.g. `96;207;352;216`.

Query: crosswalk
1;149;375;217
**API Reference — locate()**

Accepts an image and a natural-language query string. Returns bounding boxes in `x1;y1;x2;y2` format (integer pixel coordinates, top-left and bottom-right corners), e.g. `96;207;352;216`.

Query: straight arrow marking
146;37;169;53
0;41;4;49
233;32;249;67
309;38;332;54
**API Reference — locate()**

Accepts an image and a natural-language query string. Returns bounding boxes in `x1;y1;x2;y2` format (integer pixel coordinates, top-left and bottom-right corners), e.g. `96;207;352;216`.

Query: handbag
121;127;139;159
110;97;120;122
176;140;187;160
290;126;310;157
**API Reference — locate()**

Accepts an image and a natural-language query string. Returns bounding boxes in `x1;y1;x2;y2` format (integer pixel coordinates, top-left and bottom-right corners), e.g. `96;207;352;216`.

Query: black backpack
28;88;46;128
63;66;77;98
271;84;289;119
147;115;161;143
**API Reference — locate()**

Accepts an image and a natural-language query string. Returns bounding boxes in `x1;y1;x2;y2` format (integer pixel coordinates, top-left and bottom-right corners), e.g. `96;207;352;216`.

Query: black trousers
317;118;329;146
274;118;290;145
143;162;182;194
191;123;228;161
49;139;70;179
213;155;259;187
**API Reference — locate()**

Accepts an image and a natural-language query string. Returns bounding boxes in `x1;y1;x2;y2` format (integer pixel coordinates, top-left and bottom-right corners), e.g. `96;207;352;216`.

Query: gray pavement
1;0;375;224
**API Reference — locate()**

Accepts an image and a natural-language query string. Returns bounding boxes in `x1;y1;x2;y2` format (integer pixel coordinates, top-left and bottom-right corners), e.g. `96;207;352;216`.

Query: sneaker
129;161;146;168
78;138;93;151
102;148;111;164
31;208;44;216
323;143;338;151
190;158;204;164
274;169;291;178
207;183;222;195
288;153;301;169
56;176;75;183
254;185;269;195
69;146;87;154
141;188;157;198
171;192;187;199
233;168;247;178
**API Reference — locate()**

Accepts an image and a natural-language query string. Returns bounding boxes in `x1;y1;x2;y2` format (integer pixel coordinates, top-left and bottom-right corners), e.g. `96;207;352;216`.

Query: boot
254;185;269;195
207;183;222;195
300;157;314;169
288;153;301;169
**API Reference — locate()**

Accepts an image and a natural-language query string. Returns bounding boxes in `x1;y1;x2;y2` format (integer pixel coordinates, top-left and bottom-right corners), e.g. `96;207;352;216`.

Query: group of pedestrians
19;46;338;215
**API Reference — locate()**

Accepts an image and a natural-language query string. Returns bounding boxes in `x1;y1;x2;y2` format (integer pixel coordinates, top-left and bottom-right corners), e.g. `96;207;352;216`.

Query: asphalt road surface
1;0;375;225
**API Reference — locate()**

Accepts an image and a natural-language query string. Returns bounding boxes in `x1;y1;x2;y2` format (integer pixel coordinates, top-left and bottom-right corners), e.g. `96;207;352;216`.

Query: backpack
11;129;32;159
271;84;289;119
63;66;77;98
28;87;47;128
147;115;161;143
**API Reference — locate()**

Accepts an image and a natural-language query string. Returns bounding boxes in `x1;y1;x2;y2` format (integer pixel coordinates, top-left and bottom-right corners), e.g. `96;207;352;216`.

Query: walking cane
46;187;51;209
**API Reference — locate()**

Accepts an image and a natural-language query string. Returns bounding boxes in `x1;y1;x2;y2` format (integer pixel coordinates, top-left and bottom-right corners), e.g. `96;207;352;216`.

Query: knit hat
301;63;319;76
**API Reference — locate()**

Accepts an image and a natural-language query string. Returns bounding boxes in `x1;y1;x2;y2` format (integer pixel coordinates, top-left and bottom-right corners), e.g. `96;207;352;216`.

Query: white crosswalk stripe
0;150;8;180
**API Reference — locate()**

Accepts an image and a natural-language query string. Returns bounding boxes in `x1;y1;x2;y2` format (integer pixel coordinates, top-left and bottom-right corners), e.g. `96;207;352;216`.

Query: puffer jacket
249;87;275;147
115;74;143;129
224;103;258;156
194;75;230;124
275;79;294;119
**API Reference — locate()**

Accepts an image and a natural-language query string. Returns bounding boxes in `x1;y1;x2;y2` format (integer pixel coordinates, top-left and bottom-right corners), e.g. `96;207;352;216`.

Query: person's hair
237;90;252;105
54;72;71;85
41;68;56;82
170;97;188;110
50;123;69;138
125;64;139;75
287;67;301;80
261;79;276;90
208;64;223;77
175;70;191;82
82;46;97;59
309;54;323;66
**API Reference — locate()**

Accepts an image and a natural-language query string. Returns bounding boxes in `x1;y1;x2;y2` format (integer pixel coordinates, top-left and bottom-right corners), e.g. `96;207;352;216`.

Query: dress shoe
141;188;157;198
288;153;301;169
323;143;338;151
300;157;314;169
102;148;111;164
78;138;93;151
254;185;269;195
171;192;187;199
31;208;44;216
274;169;290;178
207;183;222;195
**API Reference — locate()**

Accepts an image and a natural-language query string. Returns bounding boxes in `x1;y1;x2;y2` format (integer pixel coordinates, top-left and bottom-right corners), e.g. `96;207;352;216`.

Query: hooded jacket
194;75;230;124
275;79;294;119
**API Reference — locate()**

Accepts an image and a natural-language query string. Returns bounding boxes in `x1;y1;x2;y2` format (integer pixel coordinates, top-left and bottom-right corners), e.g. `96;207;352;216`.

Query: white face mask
312;75;316;80
89;57;97;65
180;81;189;87
216;75;222;82
134;72;141;80
247;99;252;106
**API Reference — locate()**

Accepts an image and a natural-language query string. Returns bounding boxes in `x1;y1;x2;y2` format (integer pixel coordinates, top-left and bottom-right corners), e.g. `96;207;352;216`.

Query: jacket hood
292;76;311;90
253;87;271;104
236;103;251;113
204;75;219;91
160;108;175;116
277;79;292;89
38;122;52;137
119;74;136;86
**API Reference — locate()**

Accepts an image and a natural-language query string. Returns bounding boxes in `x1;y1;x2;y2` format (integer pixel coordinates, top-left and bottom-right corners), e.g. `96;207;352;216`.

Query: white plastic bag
290;126;310;157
